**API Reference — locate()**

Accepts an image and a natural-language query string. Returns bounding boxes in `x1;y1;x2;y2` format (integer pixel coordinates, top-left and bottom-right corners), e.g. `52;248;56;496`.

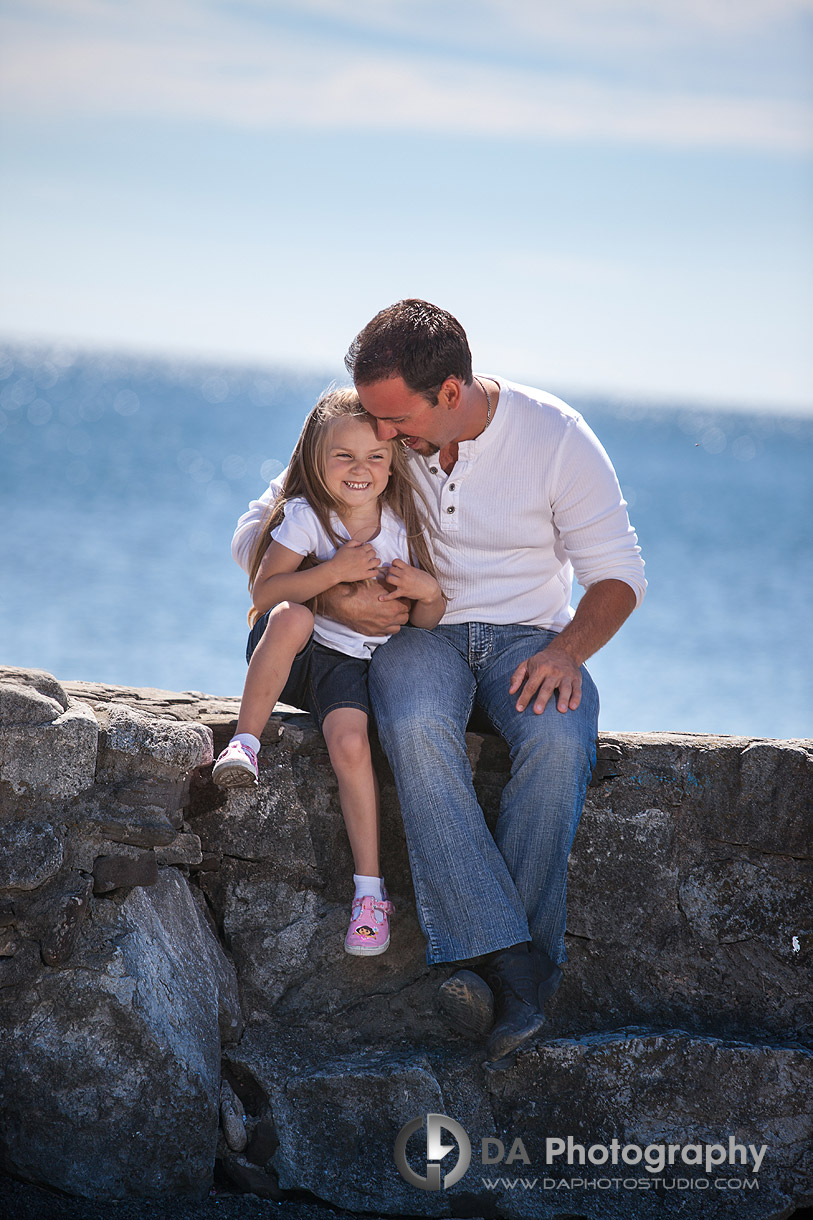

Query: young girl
212;387;444;956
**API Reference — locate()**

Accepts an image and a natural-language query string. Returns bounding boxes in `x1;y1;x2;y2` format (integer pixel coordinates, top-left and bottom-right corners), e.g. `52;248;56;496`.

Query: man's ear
438;377;463;409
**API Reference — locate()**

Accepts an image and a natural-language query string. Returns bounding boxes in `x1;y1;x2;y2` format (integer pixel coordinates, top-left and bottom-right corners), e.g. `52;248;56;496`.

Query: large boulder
224;1027;811;1220
0;668;240;1201
562;734;812;1043
0;870;241;1199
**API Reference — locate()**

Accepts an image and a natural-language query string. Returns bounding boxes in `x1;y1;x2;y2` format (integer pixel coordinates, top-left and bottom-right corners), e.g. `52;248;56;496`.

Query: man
233;300;646;1064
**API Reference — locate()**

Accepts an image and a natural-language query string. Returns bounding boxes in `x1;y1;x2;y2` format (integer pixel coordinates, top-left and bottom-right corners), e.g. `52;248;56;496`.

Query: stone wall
0;665;810;1219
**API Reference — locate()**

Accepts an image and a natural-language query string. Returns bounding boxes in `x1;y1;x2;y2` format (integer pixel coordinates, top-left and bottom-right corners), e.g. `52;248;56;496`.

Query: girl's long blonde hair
247;386;439;612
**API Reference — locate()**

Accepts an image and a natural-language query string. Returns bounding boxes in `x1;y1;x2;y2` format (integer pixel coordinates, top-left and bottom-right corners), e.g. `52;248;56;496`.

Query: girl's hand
328;540;381;583
379;559;441;604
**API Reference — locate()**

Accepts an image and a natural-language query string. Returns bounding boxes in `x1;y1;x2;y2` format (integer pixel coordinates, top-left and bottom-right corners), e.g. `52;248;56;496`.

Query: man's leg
368;625;530;965
474;625;600;967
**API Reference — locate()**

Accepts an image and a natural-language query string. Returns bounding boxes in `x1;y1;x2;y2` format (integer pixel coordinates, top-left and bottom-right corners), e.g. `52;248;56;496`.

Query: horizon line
1;331;811;421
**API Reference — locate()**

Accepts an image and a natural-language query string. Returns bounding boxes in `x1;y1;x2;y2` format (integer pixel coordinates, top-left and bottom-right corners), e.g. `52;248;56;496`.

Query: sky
1;0;811;410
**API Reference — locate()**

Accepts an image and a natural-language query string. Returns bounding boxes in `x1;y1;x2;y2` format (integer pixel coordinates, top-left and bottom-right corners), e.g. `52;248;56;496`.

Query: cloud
234;0;813;69
1;0;810;151
276;0;813;44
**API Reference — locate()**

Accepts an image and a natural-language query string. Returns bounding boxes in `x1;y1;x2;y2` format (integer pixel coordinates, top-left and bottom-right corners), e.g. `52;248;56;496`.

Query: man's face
356;376;457;457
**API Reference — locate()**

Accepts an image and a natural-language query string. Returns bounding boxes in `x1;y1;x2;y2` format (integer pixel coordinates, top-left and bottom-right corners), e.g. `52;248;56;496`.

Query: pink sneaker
212;740;258;787
344;895;394;956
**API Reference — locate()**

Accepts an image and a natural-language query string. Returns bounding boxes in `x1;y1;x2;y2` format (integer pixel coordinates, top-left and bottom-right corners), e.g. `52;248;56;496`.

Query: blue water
1;343;810;739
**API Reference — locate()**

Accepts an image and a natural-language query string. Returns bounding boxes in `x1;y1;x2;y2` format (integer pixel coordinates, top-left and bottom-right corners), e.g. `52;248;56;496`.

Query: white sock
233;732;261;754
353;874;383;902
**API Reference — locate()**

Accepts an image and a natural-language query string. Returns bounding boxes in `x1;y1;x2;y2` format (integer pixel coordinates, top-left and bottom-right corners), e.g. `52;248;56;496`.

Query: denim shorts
246;612;370;728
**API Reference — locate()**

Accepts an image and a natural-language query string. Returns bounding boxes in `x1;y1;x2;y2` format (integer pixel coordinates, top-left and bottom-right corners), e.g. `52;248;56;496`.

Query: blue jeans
368;623;599;966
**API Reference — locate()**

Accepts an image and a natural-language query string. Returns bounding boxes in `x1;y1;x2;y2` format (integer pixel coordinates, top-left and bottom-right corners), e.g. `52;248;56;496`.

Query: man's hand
509;641;582;715
319;576;410;636
510;580;638;714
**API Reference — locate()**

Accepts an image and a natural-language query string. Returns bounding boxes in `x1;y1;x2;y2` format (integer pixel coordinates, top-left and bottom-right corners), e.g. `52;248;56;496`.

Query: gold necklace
475;376;492;428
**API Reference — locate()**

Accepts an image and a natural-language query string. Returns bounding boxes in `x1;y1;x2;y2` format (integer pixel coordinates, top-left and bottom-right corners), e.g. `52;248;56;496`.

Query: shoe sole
345;936;390;956
212;763;258;788
438;970;494;1039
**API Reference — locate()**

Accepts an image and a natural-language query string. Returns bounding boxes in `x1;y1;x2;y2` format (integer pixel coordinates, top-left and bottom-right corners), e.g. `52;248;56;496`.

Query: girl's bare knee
326;725;371;773
263;601;313;648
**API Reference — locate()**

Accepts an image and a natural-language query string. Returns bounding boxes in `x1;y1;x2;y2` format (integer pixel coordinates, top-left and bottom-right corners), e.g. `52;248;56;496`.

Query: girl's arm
379;559;446;630
252;539;382;617
409;594;446;630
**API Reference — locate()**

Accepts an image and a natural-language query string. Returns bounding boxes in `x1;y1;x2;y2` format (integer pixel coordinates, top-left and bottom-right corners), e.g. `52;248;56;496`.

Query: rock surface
0;668;239;1201
227;1028;811;1220
1;667;811;1219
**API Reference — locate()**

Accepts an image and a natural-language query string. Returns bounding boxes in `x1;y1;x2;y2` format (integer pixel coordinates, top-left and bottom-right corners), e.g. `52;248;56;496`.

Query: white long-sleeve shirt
231;378;646;629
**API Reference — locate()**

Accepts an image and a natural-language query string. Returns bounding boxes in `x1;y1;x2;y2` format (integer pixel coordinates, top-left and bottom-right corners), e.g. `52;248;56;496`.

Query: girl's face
323;416;392;509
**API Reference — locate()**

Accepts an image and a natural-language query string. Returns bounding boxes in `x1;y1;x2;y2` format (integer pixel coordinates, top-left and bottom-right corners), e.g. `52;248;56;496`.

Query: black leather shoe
438;969;495;1039
480;942;562;1063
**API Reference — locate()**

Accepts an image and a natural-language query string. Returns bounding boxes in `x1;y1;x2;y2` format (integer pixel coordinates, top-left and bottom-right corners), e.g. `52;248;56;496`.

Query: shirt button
446;506;455;514
429;466;438;474
449;483;456;491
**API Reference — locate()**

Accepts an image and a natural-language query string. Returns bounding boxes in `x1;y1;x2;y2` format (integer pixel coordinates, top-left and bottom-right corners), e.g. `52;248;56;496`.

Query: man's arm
318;579;411;636
508;409;645;715
509;578;637;714
232;480;281;572
251;539;383;617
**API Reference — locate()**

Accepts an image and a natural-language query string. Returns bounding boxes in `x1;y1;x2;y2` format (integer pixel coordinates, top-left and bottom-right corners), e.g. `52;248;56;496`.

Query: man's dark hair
345;299;473;403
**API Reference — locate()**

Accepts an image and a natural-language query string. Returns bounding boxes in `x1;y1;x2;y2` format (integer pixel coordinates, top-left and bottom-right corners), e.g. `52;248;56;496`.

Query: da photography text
393;1114;767;1193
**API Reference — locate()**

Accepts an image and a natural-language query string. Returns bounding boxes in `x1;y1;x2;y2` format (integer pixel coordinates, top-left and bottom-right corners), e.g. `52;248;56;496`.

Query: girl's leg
213;602;313;788
321;707;380;877
236;602;314;738
322;706;393;956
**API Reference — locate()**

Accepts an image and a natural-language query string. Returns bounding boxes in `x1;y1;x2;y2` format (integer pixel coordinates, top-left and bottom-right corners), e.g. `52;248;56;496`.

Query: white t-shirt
271;497;410;658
